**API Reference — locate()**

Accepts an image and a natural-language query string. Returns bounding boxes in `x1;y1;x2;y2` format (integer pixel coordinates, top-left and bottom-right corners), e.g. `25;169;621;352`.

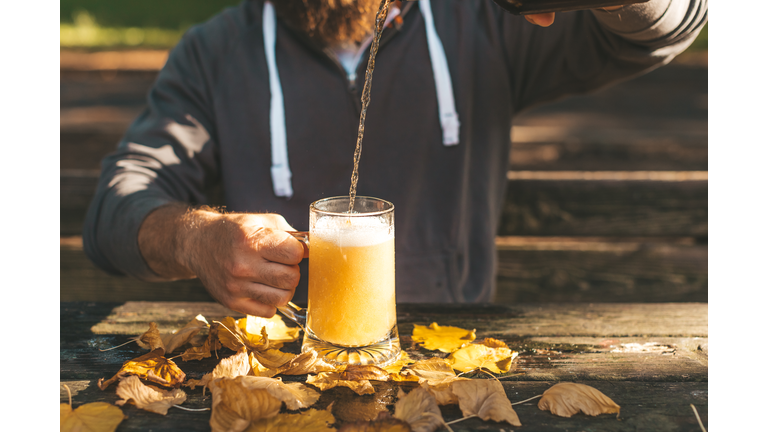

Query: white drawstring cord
419;0;460;145
263;1;293;198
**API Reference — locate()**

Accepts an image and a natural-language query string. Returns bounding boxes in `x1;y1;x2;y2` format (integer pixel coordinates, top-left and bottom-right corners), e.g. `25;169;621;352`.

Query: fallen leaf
342;365;390;382
136;322;165;353
306;372;376;395
421;381;461;406
98;348;186;390
163;314;209;353
61;402;124;432
382;351;414;375
452;379;521;427
245;408;336;432
249;353;281;378
278;350;337;375
209;377;282;432
115;375;187;415
251;348;297;369
538;382;621;418
447;344;518;374
214;347;252;379
217;317;270;352
411;323;475;353
245;314;301;343
404;359;463;385
183;375;211;390
182;324;221;361
235;376;320;410
393;387;444;432
480;338;509;349
339;411;412;432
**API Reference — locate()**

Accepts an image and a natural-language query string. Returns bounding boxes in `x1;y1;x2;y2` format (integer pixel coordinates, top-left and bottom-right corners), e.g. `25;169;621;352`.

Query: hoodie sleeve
500;0;708;112
81;25;222;282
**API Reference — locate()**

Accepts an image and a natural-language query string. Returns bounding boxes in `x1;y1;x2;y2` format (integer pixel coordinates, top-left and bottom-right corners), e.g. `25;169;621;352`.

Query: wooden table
60;301;708;431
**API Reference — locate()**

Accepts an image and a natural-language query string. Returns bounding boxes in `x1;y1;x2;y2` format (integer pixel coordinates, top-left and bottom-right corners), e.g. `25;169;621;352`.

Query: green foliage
687;23;708;52
60;0;242;30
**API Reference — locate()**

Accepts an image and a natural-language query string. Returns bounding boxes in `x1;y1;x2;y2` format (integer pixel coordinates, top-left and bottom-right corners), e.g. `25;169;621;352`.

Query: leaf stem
172;405;211;412
510;394;542;406
98;338;138;351
690;404;707;432
212;320;246;348
445;414;477;425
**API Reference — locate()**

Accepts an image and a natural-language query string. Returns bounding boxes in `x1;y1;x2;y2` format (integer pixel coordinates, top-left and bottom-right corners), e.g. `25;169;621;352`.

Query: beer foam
312;216;393;247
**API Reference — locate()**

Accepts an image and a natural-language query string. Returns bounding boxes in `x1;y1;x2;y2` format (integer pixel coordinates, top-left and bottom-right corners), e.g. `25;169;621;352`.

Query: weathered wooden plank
495;238;707;303
499;179;707;237
61;172;708;237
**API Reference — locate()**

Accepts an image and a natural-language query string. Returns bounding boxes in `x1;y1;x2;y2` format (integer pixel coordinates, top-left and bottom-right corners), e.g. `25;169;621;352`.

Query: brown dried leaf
249;353;281;378
115;375;187;415
136;322;165;353
182;324;221;361
98;349;186;390
405;359;463;386
394;387;444;432
411;322;475;353
538;382;621;418
213;347;252;379
162;314;209;353
244;408;336;432
217;317;271;352
61;402;124;432
481;338;509;349
306;372;375;395
452;379;521;427
183;374;211;390
245;314;301;343
447;344;518;373
341;365;390;382
278;350;337;375
209;377;282;432
339;411;412;432
235;376;320;410
251;348;297;369
421;381;460;406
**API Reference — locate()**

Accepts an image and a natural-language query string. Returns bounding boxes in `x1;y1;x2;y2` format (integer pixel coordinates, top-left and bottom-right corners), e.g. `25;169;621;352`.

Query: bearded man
83;0;708;317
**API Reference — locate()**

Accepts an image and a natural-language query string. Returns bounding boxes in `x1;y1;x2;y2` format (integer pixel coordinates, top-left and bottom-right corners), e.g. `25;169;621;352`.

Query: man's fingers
227;297;278;318
525;13;555;27
258;231;305;265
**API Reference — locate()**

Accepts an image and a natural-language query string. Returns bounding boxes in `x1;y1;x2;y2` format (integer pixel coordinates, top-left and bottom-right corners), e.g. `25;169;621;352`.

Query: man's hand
138;204;305;317
525;6;623;28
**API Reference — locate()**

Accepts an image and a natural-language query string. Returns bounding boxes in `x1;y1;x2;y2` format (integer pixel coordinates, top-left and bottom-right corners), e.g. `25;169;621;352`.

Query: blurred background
60;0;708;304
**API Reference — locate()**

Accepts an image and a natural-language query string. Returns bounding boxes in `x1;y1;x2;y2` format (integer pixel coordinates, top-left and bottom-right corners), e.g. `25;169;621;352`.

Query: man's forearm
137;203;220;280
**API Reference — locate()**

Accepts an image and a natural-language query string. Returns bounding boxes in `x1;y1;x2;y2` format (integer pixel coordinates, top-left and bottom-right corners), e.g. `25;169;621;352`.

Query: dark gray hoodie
83;0;708;303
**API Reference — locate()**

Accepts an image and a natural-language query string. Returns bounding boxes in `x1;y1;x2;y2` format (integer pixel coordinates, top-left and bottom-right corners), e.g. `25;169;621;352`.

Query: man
83;0;708;317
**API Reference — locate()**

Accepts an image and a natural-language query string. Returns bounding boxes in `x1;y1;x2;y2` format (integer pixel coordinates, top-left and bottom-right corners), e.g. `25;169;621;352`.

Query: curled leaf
136;322;165;353
452;379;521;427
447;344;518;373
480;338;509;349
411;322;475;353
394;387;444;432
163;314;209;353
404;359;463;385
61;402;124;432
251;348;297;370
182;324;221;361
235;376;320;410
98;348;186;390
115;375;187;415
245;408;336;432
217;317;270;352
538;382;621;418
209;377;282;432
278;350;337;375
213;348;252;379
306;372;375;395
245;314;301;343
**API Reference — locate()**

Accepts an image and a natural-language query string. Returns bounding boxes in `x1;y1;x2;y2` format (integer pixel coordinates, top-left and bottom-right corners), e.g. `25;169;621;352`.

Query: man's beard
272;0;383;46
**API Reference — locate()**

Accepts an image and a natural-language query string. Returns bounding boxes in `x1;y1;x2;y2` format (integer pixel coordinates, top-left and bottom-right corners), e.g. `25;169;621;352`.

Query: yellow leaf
61;402;124;432
251;348;297;369
306;372;375;395
98;348;186;390
162;314;209;353
209;377;282;432
235;376;320;410
338;412;412;432
135;322;165;353
393;387;444;432
277;350;337;375
447;344;518;373
404;359;463;386
217;317;270;352
182;324;221;361
451;379;521;427
245;314;301;343
245;408;336;432
115;375;187;415
480;338;509;349
538;382;621;418
381;351;414;375
411;323;475;353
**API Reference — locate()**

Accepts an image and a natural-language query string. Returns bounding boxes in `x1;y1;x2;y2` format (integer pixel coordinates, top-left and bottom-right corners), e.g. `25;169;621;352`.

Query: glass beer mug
279;196;400;367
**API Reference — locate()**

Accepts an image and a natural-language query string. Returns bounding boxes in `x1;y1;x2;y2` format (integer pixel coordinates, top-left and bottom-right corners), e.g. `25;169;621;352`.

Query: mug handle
287;230;309;259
